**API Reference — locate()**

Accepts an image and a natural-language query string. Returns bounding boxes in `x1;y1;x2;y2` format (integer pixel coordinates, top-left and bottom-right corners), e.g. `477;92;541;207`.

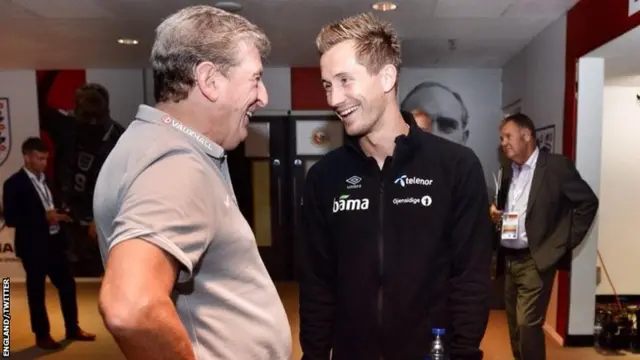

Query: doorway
227;113;342;281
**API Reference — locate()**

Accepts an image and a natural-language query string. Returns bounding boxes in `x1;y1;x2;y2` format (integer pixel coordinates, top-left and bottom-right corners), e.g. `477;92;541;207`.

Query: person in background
490;113;599;360
401;81;470;145
2;137;95;350
62;83;125;277
411;108;433;132
93;5;291;360
299;12;493;359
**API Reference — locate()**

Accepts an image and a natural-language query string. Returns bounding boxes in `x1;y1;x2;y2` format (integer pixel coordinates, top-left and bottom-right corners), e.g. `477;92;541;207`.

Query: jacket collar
344;110;423;160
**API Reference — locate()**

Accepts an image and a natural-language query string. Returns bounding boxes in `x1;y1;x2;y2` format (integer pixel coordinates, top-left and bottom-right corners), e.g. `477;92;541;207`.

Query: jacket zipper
377;180;385;359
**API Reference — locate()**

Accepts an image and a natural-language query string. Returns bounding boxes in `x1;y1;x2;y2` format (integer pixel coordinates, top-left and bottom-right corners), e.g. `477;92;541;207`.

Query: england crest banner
0;98;11;167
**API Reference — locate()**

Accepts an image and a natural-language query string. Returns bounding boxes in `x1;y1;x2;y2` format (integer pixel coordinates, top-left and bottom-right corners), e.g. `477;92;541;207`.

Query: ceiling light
214;1;243;13
117;38;138;45
372;2;397;11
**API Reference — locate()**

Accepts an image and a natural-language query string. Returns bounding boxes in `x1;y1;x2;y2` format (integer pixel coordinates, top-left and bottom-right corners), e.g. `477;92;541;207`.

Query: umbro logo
346;176;362;189
346;176;361;185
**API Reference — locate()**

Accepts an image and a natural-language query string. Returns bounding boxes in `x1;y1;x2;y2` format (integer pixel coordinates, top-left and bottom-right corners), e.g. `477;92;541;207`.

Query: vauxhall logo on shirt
394;175;433;187
333;194;369;213
162;116;215;152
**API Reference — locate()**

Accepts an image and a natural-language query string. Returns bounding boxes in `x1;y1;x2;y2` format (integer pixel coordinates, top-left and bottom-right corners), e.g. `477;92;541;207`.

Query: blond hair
316;12;401;74
151;5;270;103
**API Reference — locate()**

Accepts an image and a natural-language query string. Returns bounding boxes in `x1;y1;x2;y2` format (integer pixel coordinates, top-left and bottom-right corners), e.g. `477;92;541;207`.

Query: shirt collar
344;110;423;158
23;167;44;182
134;105;225;159
512;147;539;171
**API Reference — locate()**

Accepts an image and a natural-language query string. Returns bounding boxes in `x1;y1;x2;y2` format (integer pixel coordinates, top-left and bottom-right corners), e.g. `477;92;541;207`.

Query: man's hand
57;212;72;223
46;210;59;224
489;203;503;225
47;209;72;223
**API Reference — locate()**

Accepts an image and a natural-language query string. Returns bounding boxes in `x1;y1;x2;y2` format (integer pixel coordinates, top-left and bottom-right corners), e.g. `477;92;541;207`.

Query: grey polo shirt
93;105;291;359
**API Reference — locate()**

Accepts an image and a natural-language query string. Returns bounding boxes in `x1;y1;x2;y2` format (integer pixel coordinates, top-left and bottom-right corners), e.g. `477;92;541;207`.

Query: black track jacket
299;113;493;360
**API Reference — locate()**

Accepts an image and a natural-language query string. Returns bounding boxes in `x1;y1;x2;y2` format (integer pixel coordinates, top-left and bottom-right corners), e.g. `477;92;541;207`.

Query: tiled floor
5;281;638;359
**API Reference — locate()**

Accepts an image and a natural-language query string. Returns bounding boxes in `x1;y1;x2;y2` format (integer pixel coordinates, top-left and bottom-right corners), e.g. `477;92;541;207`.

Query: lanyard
30;177;54;209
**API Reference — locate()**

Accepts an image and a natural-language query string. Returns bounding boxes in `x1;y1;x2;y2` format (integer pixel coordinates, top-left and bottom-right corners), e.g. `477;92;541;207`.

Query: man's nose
256;81;268;108
327;87;345;108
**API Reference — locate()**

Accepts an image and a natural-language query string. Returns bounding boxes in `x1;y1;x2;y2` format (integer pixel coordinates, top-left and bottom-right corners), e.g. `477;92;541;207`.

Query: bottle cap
432;328;446;335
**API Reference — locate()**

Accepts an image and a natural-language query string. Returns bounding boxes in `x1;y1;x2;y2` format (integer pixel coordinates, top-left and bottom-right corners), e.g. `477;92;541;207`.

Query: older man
491;113;598;360
94;6;291;360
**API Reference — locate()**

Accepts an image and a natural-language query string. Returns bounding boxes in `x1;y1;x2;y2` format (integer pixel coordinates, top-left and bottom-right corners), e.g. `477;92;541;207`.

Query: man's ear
195;62;220;102
380;64;398;93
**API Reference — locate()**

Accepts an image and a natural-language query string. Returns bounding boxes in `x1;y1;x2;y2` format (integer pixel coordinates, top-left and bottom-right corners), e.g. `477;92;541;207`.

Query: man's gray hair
151;5;270;103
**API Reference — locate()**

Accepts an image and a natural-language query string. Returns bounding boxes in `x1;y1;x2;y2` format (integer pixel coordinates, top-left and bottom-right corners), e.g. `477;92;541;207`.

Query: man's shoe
65;328;96;341
36;335;62;350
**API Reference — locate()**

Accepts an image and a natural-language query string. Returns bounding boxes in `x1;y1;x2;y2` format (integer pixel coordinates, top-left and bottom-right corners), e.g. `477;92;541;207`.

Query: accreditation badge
500;212;519;241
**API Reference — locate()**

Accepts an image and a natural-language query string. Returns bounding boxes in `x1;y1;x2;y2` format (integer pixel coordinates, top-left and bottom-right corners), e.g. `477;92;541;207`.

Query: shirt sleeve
106;149;227;283
2;179;20;228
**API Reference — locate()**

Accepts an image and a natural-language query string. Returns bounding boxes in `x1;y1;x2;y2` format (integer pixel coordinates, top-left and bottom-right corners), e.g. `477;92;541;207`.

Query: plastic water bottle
429;328;446;360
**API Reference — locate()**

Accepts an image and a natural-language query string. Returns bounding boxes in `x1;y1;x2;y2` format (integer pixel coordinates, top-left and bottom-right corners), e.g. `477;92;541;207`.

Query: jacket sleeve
2;179;20;228
448;152;493;360
559;156;599;250
298;165;335;360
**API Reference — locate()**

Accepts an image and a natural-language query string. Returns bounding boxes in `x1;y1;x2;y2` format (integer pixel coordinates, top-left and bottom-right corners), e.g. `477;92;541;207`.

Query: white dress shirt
501;147;539;249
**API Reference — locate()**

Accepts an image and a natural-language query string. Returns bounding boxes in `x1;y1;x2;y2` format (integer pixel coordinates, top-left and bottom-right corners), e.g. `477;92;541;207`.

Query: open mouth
243;111;254;125
336;105;360;121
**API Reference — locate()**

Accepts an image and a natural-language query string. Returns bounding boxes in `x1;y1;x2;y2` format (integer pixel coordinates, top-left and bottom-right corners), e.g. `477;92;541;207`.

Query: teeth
246;111;253;118
338;106;359;117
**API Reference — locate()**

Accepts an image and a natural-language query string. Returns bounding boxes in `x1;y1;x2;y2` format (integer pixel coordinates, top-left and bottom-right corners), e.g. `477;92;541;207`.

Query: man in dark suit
2;137;95;349
489;113;598;360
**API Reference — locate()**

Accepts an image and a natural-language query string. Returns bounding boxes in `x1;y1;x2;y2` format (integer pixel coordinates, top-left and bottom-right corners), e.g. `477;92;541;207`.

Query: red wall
291;67;331;110
560;0;640;340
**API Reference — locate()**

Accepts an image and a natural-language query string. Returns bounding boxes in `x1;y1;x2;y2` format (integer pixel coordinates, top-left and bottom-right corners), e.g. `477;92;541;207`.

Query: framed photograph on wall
536;125;555;153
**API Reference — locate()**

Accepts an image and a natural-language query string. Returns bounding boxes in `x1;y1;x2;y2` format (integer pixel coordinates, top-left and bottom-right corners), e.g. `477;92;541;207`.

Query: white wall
398;68;504;190
256;67;292;114
502;15;567;153
86;69;146;128
0;70;40;279
596;84;640;295
569;57;604;336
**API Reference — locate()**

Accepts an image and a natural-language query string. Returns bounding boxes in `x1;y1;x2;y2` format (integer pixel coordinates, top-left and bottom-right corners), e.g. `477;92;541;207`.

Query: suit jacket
496;150;599;272
2;168;68;260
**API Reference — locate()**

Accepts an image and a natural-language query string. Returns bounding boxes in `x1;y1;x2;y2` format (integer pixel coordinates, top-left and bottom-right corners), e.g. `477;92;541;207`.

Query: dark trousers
503;248;555;360
21;252;79;338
